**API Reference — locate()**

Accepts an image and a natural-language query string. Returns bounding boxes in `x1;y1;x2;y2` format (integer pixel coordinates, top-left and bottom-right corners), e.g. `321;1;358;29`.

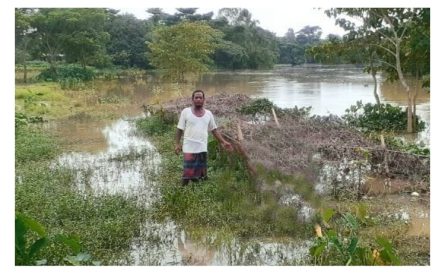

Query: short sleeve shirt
177;107;217;153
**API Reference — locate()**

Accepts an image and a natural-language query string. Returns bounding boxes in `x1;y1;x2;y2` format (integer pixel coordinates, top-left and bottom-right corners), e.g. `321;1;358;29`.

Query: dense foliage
37;64;95;81
16;7;328;80
342;101;425;133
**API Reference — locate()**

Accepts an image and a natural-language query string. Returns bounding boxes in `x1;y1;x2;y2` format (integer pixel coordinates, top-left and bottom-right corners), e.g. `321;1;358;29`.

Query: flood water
49;64;430;265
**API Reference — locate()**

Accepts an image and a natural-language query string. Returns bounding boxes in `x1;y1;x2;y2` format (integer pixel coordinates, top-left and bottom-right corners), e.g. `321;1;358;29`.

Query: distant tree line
15;7;331;74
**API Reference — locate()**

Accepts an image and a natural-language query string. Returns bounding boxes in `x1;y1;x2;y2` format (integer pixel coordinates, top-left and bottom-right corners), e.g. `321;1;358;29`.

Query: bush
239;98;312;119
37;64;95;82
342;101;425;133
15;112;44;129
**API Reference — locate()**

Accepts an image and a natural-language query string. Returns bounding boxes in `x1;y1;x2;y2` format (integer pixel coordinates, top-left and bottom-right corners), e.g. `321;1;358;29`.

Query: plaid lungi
182;152;208;181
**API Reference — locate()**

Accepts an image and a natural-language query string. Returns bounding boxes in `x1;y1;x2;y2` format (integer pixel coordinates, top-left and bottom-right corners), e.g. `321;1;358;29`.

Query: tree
279;25;322;65
15;8;38;83
146;8;214;27
217;8;258;26
214;8;279;69
284;28;296;43
309;33;385;106
32;8;110;69
148;21;223;82
106;13;150;68
325;8;430;133
212;40;248;70
58;9;110;68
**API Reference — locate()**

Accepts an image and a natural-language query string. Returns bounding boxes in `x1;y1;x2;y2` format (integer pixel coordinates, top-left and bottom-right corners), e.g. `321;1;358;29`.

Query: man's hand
175;144;182;155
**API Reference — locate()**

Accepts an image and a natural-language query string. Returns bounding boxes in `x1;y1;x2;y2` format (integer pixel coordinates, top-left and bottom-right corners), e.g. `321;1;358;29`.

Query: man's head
192;90;205;108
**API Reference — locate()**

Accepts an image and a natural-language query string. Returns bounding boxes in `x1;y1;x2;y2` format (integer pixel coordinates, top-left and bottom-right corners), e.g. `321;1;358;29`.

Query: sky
116;6;348;38
2;0;443;275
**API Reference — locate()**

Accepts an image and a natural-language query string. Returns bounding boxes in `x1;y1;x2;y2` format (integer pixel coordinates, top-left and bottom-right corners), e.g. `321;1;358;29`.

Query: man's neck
193;106;203;110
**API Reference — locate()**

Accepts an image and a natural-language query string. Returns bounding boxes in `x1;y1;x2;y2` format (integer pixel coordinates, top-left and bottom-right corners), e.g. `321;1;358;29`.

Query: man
175;90;232;186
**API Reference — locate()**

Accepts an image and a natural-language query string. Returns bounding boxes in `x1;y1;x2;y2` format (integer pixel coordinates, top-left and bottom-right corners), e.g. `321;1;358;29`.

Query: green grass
15;124;148;265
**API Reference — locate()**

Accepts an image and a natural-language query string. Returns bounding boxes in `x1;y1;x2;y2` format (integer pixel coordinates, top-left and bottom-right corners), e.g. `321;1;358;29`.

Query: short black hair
192;89;205;99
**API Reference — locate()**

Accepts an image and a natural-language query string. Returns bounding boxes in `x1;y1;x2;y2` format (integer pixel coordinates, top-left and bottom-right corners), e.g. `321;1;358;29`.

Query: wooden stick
237;119;244;141
271;107;280;127
380;134;390;175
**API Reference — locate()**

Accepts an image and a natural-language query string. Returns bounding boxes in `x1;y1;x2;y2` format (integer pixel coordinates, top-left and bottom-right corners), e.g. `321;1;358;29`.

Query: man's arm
211;128;233;151
175;128;183;155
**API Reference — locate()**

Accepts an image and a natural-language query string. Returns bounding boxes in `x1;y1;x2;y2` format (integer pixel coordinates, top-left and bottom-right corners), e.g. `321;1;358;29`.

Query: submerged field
15;72;429;265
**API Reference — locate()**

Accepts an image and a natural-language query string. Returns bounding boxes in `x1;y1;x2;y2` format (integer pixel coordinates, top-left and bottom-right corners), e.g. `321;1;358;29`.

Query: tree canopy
148;21;223;81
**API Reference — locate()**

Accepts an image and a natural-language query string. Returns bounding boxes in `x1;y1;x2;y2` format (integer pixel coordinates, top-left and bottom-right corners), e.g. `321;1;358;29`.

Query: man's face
192;92;204;107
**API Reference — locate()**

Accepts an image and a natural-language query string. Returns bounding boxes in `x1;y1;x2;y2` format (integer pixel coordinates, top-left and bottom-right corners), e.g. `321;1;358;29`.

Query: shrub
342;101;425;133
239;98;312;120
37;64;95;82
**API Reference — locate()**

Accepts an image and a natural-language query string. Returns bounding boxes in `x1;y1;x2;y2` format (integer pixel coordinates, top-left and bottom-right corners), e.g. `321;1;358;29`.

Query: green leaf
326;230;343;252
356;203;368;223
16;213;46;237
321;208;335;224
376;236;400;265
343;213;359;231
376;236;392;250
55;234;82;254
348;236;358;255
15;218;27;255
310;242;326;257
28;238;48;259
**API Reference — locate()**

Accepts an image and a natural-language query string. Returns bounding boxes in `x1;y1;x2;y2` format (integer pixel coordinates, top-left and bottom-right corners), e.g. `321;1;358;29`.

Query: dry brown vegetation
161;94;429;194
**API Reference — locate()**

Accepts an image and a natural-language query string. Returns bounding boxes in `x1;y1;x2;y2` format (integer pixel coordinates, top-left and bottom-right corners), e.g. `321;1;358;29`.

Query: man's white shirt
177;107;217;153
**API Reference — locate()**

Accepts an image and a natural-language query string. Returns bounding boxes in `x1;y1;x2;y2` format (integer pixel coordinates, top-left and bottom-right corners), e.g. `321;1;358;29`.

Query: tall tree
215;8;278;69
325;8;430;133
15;8;38;83
32;8;110;69
148;21;223;82
106;13;150;68
217;8;258;27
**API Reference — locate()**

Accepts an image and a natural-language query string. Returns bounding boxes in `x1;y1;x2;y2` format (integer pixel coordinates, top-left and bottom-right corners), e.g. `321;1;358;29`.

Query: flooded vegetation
15;65;430;266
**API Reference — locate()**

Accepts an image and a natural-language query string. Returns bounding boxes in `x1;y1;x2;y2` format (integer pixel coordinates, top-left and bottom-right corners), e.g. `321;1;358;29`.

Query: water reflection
53;117;161;207
129;218;313;265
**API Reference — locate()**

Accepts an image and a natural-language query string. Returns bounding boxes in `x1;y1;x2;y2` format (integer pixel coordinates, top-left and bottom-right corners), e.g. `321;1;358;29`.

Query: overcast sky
117;6;347;38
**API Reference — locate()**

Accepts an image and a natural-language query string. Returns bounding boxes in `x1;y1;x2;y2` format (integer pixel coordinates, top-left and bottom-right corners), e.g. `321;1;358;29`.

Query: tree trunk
394;37;413;133
413;93;417;132
407;91;413;133
23;62;27;84
22;38;29;83
412;72;419;132
372;70;380;106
